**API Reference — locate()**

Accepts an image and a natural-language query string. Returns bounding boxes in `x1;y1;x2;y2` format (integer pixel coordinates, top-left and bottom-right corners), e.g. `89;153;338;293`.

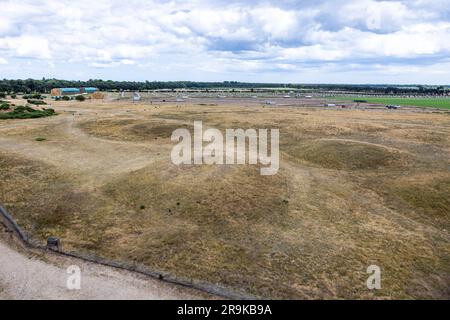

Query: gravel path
0;237;214;300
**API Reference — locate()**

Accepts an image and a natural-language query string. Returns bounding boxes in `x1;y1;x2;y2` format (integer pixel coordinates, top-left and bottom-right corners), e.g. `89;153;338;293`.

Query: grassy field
0;98;449;299
334;96;450;109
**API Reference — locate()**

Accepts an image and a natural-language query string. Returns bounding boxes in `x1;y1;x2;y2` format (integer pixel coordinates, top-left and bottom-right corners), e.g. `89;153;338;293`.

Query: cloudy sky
0;0;449;84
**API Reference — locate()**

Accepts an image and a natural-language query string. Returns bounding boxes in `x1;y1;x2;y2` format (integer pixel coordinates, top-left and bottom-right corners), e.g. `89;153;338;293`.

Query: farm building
83;87;99;94
51;87;99;97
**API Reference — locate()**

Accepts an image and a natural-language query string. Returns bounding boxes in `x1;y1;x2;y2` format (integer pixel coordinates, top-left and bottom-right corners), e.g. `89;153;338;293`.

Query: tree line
0;79;448;95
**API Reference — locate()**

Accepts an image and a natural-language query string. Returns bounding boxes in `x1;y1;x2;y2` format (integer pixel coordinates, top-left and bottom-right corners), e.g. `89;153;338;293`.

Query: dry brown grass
0;100;449;299
78;118;192;142
285;139;410;170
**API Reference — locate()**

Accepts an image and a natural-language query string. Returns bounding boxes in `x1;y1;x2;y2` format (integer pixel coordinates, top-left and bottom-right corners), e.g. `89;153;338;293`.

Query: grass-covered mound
79;118;191;141
0;105;56;120
0;101;11;110
287;139;407;170
368;173;450;230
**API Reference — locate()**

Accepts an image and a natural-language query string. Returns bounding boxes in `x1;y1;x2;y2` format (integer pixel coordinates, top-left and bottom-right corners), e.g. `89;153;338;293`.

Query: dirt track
0;233;213;300
0;106;159;187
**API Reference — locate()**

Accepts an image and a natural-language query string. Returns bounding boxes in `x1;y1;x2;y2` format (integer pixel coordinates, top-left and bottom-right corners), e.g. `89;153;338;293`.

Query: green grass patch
27;99;47;105
22;93;43;100
35;137;47;142
333;96;450;109
0;102;11;110
0;106;56;120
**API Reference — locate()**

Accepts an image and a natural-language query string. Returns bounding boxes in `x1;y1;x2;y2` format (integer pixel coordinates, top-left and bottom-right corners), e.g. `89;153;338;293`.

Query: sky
0;0;449;84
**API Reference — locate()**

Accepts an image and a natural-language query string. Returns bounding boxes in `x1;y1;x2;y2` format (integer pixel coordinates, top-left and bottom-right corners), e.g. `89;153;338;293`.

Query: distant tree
0;78;446;96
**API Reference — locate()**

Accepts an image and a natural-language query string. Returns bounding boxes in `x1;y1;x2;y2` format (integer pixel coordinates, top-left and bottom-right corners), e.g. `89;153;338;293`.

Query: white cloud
358;23;450;57
0;35;51;59
0;0;449;83
280;45;349;62
120;59;136;65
